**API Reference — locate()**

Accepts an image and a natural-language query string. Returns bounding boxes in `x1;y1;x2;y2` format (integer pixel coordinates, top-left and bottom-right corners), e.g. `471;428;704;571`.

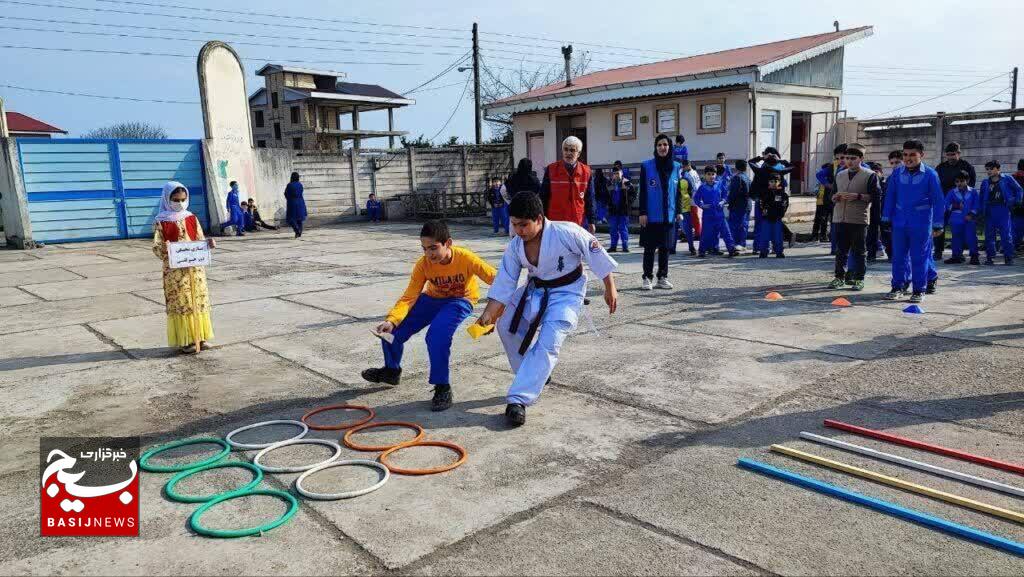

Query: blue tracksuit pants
752;204;764;252
367;205;382;222
680;212;696;252
608;214;629;250
700;215;734;254
758;220;784;256
728;204;750;248
985;206;1014;260
1013;215;1024;249
382;294;472;385
492;205;509;233
949;220;979;258
891;226;937;293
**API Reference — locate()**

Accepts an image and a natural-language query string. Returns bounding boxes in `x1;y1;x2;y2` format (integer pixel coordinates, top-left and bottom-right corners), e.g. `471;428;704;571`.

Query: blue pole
737;458;1024;557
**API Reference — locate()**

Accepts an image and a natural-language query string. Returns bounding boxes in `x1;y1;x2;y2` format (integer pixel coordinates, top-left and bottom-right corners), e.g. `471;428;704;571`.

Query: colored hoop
252;438;342;473
225;420;309;450
140;437;231;473
300;404;375;431
378;440;468;475
189;489;299;538
343;421;425;452
165;461;264;503
295;459;390;500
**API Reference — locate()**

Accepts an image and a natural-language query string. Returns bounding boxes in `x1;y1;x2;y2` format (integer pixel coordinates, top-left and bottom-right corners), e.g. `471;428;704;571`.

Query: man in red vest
540;136;596;233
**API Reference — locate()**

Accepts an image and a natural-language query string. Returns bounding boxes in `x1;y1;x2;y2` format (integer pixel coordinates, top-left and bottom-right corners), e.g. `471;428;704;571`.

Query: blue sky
1;0;1019;141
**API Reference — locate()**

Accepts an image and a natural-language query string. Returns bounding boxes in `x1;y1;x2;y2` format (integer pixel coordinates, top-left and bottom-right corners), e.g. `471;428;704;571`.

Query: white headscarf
155;181;194;223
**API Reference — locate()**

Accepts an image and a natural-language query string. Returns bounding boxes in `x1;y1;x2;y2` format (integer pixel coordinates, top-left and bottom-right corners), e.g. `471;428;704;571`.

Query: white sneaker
655;277;673;290
640;277;653;291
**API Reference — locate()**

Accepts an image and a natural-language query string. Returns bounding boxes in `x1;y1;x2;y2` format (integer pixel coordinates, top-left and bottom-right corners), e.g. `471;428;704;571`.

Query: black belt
508;265;583;355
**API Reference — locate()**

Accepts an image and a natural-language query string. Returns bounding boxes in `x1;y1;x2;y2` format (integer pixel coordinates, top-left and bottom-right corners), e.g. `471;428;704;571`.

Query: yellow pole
770;444;1024;525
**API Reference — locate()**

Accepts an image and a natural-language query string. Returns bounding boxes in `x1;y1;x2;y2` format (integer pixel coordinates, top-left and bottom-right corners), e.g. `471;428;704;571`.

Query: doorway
555;114;587;164
789;111;810;194
526;131;545;178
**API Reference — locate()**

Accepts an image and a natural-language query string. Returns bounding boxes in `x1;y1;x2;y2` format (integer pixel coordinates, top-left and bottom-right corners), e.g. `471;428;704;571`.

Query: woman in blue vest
639;133;683;290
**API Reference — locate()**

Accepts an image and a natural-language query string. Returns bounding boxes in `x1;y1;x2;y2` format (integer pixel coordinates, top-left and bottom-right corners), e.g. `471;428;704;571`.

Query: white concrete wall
755;89;839;186
511;90;752;169
0;137;32;247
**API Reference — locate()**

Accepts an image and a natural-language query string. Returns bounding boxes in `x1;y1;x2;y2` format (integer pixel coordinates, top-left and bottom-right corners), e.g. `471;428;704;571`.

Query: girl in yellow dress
152;181;216;354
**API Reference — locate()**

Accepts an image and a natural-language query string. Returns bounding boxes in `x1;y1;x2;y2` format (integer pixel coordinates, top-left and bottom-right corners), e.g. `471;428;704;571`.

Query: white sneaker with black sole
640;277;653;291
655;277;673;289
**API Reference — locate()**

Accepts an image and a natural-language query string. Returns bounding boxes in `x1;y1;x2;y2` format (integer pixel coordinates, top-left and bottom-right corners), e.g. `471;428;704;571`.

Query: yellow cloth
167;311;215;347
153;220;214;347
386;246;497;325
816;185;826;206
466;323;494;339
679;178;692;211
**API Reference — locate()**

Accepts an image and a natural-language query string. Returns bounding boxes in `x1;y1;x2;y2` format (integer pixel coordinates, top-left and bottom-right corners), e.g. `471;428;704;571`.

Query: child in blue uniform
727;160;751;249
979;160;1024;265
605;166;635;252
758;174;789;258
943;171;979;265
486;178;509;235
366;193;382;222
693;166;739;258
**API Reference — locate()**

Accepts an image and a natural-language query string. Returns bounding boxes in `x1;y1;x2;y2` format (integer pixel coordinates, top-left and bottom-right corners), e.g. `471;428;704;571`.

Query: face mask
169;200;188;212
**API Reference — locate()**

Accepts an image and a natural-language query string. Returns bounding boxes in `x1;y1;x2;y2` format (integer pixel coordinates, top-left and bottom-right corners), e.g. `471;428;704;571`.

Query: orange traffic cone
831;297;852;307
765;292;784;301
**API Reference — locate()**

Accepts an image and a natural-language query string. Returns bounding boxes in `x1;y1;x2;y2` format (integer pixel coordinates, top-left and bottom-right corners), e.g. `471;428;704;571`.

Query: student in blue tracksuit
943;171;980;265
758;173;789;258
715;153;734;182
221;180;246;236
979;160;1024;265
366;193;383;222
693;165;739;258
727;159;751;248
486;177;509;234
1014;159;1024;251
881;140;945;303
672;135;688;165
605;166;635;253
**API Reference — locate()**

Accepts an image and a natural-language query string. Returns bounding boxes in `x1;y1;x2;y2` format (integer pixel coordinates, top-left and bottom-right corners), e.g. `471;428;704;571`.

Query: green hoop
140;437;231;473
189;489;299;538
165;461;264;503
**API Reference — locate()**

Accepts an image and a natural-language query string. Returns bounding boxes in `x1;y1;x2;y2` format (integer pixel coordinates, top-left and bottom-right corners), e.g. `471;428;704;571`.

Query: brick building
248;64;414;151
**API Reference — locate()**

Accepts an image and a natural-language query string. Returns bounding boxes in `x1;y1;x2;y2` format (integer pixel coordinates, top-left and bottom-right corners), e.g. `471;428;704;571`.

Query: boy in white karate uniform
476;192;618;426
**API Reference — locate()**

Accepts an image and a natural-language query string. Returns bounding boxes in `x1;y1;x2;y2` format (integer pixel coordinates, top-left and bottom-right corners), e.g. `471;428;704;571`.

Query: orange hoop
301;404;375;431
379;440;468;475
342;421;425;452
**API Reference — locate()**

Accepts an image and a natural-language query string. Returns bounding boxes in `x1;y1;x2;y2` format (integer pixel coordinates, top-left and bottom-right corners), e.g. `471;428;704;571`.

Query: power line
0;83;198;104
405;81;467;94
480;30;685;57
93;0;465;33
865;71;1011;119
401;52;470;95
847;64;1009;73
964;87;1011;111
0;14;466;51
429;75;473;143
0;44;422;66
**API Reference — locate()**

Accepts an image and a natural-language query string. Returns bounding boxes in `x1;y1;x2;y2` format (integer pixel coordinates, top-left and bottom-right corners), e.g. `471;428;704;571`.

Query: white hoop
225;420;309;450
295;459;390;500
252;439;342;473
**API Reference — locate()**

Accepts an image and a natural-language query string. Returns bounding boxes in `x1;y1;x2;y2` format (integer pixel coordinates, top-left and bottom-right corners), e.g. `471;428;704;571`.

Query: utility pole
1012;66;1018;121
472;22;482;145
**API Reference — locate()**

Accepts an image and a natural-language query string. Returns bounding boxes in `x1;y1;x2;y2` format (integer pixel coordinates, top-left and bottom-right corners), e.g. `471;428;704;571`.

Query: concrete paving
1;222;1023;576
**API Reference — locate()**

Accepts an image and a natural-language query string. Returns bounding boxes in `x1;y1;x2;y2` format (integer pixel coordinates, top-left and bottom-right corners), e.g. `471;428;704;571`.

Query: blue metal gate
17;139;209;243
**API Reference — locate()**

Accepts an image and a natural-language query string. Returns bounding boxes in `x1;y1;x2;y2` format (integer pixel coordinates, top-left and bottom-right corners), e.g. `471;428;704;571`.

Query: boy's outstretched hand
376;320;395;334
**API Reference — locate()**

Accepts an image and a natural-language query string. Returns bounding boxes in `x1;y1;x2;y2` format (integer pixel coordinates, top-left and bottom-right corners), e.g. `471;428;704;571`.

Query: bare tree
479;52;593;142
83;122;168;139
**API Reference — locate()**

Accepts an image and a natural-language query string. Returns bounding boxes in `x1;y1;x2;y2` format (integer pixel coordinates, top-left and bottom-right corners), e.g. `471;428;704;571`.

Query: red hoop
301;404;375;431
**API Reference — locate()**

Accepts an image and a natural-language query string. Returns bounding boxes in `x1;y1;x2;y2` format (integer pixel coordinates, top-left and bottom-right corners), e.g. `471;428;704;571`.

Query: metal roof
5;111;67;134
256;63;348;79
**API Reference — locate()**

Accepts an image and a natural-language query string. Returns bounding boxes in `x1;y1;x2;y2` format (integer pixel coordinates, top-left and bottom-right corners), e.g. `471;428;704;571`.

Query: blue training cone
902;304;924;314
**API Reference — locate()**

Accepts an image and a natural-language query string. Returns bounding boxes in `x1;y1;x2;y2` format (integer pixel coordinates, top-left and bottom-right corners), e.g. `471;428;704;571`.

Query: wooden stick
188;267;201;353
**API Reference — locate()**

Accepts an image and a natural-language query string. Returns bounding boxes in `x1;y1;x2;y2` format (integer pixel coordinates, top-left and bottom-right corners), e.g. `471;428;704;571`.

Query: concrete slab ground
2;222;1023;576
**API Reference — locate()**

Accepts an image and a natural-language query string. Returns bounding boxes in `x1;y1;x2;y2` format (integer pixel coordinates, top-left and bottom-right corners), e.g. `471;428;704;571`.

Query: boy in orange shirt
362;220;497;411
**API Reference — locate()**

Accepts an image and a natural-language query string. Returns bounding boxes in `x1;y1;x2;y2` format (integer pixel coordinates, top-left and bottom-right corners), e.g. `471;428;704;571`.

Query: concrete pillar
352;106;360;150
388;108;395;149
934;112;945;162
461;146;469;201
407;146;417;193
0;97;9;138
0;137;34;248
349;148;359;216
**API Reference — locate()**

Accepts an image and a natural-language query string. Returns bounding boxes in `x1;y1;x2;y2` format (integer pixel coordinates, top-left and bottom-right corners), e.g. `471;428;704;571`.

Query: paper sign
370;329;395;344
466;323;494;339
168;241;212;269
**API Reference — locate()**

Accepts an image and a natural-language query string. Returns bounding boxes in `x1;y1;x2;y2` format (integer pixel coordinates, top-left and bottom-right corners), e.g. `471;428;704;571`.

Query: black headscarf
653;134;674;195
506;158;541;197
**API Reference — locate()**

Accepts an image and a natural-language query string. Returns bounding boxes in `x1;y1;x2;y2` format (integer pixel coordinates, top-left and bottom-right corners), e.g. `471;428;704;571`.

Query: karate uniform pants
891;226;937;293
608;214;629;250
497;289;577;406
985;206;1014;260
491;205;509;233
728;204;750;248
758;220;784;256
700;214;734;254
382;295;472;385
949;219;979;258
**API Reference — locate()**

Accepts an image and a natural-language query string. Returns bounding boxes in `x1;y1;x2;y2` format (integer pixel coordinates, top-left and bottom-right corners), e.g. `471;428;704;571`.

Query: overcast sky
1;0;1019;141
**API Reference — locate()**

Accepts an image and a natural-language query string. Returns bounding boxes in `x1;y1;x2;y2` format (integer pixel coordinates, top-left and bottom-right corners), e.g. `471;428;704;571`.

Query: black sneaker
608;247;618;253
727;250;739;258
909;292;923;303
431;385;453;412
926;279;936;294
776;253;785;258
622;247;631;253
984;258;995;266
1006;257;1015;266
883;289;903;301
759;252;768;259
969;255;981;265
943;257;964;264
689;248;697;256
361;367;401;386
505;403;526;427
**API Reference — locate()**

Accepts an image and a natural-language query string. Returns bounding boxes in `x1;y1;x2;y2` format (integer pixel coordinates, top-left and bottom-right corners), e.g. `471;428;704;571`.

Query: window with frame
612;108;636;140
290;106;300;124
698;98;726;134
273;122;281;140
253;110;264;128
654;104;679;134
271;92;279;109
292;137;302;150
